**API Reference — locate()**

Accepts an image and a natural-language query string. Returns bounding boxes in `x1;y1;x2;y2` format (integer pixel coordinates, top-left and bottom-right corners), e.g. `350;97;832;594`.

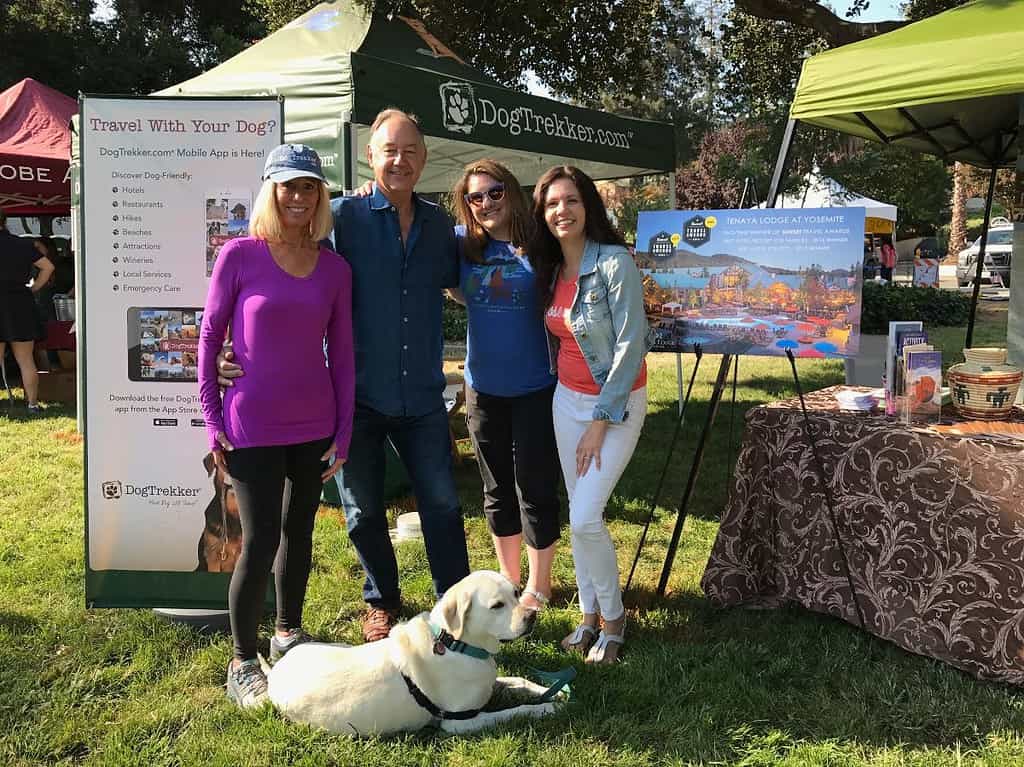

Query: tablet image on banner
128;307;201;382
636;208;865;357
80;96;282;606
205;187;251;276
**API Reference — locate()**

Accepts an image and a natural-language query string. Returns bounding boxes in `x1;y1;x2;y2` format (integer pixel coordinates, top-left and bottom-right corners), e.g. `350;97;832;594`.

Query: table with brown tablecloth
701;385;1024;685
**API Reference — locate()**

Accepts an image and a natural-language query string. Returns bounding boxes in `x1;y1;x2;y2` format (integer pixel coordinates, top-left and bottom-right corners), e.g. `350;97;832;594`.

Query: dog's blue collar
428;621;493;661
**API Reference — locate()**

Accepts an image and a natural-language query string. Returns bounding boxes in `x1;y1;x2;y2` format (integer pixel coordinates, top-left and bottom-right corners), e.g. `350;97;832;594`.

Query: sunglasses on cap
464;183;505;207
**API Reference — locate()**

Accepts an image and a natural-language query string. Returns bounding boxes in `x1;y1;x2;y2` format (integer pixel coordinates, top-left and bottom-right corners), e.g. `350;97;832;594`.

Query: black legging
225;436;331;661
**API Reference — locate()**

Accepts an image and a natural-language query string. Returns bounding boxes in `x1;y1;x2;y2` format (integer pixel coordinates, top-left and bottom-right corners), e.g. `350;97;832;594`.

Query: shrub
859;282;971;335
442;299;467;342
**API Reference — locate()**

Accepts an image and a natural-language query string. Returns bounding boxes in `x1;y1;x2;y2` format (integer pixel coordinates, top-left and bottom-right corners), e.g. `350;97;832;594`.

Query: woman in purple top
198;144;354;709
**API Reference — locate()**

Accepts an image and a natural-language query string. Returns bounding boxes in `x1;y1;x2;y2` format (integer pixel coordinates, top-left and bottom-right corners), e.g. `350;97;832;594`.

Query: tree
675;120;775;210
84;1;264;94
2;1;264;95
719;6;823;120
599;177;670;244
948;162;968;256
718;0;973;231
0;1;98;94
587;0;711;166
822;142;952;236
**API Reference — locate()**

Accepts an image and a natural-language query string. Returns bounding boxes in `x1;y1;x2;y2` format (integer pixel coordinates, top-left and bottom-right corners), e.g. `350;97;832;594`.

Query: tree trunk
947;161;967;262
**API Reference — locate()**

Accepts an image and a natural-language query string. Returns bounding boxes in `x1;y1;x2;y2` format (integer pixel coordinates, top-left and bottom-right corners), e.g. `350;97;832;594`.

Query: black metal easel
624;345;704;593
656;353;734;597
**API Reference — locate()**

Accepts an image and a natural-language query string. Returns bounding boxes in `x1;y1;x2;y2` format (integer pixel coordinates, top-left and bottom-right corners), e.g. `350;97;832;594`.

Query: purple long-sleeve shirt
198;237;354;459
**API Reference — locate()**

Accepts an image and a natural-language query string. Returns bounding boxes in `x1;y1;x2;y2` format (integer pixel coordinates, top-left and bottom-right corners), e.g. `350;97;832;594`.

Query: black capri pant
225;436;331;661
465;383;561;550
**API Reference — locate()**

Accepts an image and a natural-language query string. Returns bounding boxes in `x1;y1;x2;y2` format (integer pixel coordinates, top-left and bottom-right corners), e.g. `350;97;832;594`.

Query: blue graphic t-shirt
457;230;555;397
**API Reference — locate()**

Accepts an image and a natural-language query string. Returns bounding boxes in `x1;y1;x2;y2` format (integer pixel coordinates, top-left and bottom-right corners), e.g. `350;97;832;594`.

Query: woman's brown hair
451;159;533;263
528;165;626;308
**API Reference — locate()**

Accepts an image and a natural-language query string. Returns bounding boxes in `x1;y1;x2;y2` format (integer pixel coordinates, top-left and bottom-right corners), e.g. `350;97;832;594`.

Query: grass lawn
2;323;1023;765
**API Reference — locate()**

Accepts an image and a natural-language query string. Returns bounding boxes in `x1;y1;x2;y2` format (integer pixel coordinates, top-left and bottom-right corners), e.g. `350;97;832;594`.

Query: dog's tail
257;653;271;675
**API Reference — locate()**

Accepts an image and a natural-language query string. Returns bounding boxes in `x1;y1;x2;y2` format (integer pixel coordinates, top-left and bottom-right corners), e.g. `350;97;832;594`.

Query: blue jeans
335;403;469;607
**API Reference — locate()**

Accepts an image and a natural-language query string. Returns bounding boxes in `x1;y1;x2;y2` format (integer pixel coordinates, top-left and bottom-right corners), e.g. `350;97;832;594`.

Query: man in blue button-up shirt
331;110;470;641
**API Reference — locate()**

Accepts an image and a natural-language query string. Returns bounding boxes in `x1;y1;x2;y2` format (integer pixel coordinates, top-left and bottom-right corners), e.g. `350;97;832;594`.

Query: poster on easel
78;96;282;608
636;208;865;358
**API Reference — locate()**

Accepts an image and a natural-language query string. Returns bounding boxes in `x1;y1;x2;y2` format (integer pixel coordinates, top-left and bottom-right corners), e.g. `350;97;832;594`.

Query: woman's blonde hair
249;178;333;242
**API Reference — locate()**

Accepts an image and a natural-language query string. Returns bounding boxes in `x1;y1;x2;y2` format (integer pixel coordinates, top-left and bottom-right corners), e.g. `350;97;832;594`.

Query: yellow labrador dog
265;571;564;735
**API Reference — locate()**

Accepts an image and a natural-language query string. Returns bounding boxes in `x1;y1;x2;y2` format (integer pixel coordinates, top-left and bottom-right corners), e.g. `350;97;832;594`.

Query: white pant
553;383;647;621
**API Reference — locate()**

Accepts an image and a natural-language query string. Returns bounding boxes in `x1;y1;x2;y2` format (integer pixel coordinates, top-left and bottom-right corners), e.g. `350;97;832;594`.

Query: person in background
32;237;61;370
450;159;561;611
530;166;651;664
879;237;897;282
198;144;354;708
0;209;54;412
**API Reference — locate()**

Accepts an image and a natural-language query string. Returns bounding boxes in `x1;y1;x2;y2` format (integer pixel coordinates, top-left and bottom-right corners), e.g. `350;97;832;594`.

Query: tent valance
760;171;897;223
789;0;1023;168
160;1;675;192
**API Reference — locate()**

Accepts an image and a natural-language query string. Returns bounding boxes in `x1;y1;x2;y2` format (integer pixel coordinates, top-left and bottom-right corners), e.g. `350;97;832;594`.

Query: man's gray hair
369;108;424;144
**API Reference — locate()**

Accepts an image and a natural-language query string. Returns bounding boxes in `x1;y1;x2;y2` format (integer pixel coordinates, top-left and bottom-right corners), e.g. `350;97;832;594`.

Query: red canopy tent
0;78;76;216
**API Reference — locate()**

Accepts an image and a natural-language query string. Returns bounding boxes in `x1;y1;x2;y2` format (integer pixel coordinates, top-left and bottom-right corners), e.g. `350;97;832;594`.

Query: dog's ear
441;587;473;639
203;453;215;477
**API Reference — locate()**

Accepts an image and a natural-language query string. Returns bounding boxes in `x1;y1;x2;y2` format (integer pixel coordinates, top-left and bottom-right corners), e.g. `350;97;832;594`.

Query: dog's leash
528;666;576;703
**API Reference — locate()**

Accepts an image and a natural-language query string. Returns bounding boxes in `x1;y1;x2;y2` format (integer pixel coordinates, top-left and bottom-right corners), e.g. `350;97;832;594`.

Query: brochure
887;321;923;405
902;349;943;424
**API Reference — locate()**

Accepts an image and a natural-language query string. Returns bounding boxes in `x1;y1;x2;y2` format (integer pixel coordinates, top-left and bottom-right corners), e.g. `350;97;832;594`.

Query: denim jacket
547;239;654;423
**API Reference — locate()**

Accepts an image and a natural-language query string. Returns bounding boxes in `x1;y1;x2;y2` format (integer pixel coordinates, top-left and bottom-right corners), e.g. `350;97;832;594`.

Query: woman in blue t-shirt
451;159;561;611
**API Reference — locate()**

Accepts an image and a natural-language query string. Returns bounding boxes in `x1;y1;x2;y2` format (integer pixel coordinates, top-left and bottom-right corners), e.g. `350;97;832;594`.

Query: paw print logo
447;92;470;125
440;82;476;134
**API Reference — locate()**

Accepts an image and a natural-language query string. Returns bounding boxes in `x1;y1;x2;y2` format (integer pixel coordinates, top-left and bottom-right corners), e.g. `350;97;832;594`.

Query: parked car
957;218;1013;287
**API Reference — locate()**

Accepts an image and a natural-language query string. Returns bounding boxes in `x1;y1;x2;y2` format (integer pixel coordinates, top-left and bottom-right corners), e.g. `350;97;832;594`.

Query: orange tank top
544;275;646;395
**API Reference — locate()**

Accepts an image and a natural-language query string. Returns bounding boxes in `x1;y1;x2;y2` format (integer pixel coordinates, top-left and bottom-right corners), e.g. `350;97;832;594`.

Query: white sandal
586;629;625;664
561;623;599;654
520;589;549;611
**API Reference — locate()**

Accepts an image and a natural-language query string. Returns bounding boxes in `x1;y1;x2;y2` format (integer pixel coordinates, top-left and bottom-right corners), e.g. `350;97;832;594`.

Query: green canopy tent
765;0;1023;353
159;1;675;192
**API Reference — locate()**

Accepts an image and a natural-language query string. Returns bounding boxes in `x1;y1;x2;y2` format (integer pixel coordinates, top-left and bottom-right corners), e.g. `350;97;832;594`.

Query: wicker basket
963;347;1008;365
947;361;1023;420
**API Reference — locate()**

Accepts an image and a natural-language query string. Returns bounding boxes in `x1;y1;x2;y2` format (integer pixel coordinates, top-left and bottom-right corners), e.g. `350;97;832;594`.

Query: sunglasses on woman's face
464;183;505;207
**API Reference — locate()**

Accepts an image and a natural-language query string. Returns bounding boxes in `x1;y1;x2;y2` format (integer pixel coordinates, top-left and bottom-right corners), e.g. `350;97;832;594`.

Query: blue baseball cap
262;143;327;184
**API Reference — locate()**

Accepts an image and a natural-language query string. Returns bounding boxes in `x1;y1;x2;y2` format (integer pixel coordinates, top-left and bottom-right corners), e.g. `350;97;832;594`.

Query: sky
850;0;905;22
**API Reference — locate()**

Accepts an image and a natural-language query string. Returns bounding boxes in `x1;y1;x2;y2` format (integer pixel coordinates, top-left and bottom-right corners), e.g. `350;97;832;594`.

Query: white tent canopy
760;171;897;222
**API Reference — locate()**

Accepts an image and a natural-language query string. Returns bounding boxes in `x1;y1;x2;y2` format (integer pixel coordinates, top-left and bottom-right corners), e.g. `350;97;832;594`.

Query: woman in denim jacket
530;166;651;664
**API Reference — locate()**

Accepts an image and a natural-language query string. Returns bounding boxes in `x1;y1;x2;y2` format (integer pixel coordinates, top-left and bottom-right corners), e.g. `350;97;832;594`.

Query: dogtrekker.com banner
80;96;282;607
